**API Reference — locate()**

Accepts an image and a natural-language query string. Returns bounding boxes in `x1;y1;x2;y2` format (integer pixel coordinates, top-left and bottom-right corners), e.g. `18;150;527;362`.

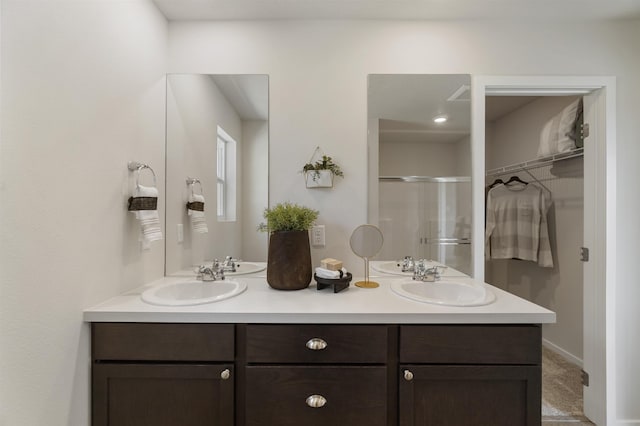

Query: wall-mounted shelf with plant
301;146;344;188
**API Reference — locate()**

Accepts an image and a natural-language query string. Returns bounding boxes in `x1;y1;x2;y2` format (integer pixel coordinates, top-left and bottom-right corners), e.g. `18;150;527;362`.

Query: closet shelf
380;176;471;183
486;148;584;177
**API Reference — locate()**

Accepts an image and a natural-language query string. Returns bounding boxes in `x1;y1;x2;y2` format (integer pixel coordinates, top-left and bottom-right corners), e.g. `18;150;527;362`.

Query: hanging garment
485;183;553;267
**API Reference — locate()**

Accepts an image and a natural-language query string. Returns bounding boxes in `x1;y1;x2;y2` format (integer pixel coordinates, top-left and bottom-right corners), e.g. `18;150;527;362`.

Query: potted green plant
302;154;344;188
260;202;319;290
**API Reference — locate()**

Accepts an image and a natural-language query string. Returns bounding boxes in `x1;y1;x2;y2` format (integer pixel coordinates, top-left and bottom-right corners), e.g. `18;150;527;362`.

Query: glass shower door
378;177;471;275
422;179;471;275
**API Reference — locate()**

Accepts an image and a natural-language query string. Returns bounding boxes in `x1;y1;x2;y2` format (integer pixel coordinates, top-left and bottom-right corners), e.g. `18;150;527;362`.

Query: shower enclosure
377;176;472;275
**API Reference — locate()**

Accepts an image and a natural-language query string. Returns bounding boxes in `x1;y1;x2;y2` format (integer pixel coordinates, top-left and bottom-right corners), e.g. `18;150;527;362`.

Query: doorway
471;76;616;426
484;94;586;421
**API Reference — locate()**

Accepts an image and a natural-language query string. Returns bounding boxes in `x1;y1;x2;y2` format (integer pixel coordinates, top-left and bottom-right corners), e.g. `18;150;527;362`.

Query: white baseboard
542;338;583;368
616;421;640;425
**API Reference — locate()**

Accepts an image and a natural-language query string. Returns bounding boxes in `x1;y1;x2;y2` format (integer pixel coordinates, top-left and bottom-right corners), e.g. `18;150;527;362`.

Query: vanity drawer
92;323;234;361
400;325;541;365
245;365;387;426
245;324;388;364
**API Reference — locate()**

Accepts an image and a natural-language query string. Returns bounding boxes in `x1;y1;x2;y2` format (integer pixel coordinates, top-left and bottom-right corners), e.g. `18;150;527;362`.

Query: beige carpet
542;346;593;424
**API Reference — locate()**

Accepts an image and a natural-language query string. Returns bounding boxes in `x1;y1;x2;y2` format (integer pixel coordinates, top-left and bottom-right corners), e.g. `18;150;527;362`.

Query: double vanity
84;262;554;426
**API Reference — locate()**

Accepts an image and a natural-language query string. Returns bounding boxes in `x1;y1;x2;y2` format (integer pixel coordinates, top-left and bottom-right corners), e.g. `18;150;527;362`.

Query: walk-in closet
484;95;589;423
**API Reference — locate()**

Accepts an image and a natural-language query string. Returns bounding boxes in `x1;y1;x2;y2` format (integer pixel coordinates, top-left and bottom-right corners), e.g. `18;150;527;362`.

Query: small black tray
314;272;352;293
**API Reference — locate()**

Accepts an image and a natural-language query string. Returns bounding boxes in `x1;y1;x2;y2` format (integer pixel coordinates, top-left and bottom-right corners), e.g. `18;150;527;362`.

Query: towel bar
128;161;157;187
186;177;204;196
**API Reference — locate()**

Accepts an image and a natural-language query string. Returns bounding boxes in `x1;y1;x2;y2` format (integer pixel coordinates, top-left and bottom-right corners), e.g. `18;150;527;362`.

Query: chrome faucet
399;256;416;272
220;255;238;273
197;259;226;281
413;264;447;282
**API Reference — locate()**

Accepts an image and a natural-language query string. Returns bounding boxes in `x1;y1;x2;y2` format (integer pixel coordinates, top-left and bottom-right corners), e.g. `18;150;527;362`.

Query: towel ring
128;161;157;187
187;177;204;196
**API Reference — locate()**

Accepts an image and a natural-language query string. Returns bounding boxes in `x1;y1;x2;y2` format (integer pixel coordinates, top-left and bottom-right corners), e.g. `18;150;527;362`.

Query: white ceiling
210;75;269;121
369;75;544;144
369;74;471;144
153;0;640;21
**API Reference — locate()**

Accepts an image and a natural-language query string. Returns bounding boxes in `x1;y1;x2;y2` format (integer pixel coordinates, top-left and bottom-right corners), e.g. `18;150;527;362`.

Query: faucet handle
401;256;416;272
196;265;207;279
413;264;447;281
216;265;225;280
426;265;448;281
433;265;448;276
197;265;217;281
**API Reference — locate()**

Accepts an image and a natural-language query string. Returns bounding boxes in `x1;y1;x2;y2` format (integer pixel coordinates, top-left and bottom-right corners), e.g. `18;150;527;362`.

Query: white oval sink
390;279;495;307
141;279;247;306
371;261;419;276
227;261;266;276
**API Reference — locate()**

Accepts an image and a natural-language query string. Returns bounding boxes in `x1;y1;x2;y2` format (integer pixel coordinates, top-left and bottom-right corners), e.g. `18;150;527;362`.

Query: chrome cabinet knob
305;338;328;350
220;369;231;380
305;394;327;408
404;369;414;381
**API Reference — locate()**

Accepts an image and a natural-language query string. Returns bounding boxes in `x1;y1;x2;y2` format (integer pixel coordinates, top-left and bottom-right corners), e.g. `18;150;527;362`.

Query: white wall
379;139;464;176
165;74;243;273
0;1;167;425
241;120;269;262
485;96;585;363
168;20;640;422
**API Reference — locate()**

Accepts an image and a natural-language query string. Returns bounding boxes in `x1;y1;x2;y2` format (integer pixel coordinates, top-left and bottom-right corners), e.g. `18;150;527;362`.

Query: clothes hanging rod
485;148;583;177
379;176;471;183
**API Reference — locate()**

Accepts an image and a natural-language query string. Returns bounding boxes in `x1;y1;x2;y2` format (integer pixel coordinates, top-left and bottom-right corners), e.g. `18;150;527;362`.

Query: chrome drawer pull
306;394;327;408
220;369;231;380
305;338;328;350
404;370;414;381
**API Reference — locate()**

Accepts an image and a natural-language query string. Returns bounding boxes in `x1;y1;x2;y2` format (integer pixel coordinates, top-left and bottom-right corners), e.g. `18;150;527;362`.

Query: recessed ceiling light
433;115;448;124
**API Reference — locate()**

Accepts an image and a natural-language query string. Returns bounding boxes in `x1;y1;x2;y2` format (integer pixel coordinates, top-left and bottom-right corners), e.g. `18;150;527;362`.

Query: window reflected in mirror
165;74;269;276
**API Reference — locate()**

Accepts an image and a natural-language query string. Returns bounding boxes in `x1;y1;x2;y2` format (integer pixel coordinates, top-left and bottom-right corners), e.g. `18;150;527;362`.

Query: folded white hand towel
132;185;162;243
315;267;347;279
188;193;208;234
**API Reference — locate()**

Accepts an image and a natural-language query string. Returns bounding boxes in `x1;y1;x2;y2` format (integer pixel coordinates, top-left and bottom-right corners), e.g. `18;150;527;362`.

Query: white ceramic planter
304;169;334;188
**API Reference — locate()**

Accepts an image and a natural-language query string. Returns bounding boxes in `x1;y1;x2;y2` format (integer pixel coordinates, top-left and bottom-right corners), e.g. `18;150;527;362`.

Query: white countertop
84;270;556;324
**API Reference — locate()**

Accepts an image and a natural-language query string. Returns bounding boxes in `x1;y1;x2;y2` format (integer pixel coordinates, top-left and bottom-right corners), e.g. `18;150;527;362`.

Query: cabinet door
399;365;540;426
92;364;233;426
245;365;387;426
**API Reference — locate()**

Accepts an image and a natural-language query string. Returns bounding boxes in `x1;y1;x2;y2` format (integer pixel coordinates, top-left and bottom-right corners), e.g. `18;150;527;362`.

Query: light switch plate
177;223;184;243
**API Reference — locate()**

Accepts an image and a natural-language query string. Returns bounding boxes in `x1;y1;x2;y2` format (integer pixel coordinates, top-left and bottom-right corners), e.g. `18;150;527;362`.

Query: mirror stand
349;224;384;289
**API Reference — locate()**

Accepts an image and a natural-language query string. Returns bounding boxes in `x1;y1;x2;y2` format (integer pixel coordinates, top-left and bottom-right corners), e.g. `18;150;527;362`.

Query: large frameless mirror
165;74;269;276
367;74;472;275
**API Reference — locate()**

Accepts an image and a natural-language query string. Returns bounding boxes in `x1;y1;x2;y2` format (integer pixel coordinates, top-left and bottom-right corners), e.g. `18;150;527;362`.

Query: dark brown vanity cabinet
398;325;542;426
241;324;393;426
91;323;542;426
91;323;235;426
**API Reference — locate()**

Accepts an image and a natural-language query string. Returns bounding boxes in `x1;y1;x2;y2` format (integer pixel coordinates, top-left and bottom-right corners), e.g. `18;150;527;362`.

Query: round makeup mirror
349;224;384;288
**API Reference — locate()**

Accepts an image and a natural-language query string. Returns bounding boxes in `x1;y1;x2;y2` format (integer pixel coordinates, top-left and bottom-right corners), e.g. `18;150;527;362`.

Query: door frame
470;75;616;425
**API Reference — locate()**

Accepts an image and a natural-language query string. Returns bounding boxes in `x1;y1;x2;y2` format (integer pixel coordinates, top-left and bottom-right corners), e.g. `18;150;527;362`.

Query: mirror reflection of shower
367;74;472;275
